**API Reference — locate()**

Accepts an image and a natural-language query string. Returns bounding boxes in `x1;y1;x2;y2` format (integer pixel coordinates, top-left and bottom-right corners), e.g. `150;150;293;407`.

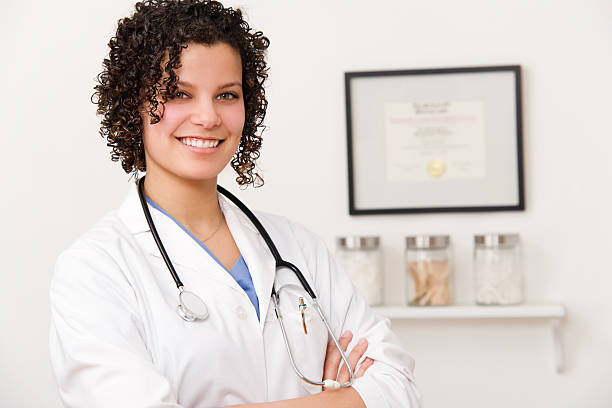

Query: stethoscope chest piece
177;289;209;322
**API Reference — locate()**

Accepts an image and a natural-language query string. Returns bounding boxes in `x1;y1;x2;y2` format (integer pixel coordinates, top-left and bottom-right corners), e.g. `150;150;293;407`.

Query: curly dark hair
92;0;269;186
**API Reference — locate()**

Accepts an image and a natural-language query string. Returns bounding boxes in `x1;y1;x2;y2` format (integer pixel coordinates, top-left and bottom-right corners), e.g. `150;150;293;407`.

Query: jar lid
405;235;450;249
336;236;380;250
474;233;520;247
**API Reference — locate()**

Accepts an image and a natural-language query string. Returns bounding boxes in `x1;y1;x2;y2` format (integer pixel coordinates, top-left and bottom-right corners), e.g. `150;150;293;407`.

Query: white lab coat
49;182;421;408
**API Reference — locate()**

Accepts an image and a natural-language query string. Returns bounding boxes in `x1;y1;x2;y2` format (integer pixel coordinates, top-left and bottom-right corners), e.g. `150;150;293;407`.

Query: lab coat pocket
274;285;329;395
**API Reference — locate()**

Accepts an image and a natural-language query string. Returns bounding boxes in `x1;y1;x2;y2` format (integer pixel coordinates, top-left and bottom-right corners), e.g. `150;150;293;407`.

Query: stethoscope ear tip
322;379;341;390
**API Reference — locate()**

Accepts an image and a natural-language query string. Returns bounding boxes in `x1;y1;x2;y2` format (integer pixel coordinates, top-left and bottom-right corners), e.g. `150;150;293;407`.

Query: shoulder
250;210;337;288
51;210;137;302
253;210;328;255
56;210;131;263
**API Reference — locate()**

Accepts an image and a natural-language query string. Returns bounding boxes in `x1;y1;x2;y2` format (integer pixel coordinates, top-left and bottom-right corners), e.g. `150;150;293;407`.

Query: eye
217;92;239;100
174;90;189;99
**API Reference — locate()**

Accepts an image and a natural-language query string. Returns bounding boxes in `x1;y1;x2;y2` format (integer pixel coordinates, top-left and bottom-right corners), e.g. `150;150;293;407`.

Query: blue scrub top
145;197;260;320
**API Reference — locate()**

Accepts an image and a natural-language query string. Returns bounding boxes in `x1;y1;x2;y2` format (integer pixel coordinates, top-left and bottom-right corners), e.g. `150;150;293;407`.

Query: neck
142;169;222;235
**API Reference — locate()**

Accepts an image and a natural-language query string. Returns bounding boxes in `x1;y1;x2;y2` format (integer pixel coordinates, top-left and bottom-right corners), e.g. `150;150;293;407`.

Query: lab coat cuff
351;375;386;408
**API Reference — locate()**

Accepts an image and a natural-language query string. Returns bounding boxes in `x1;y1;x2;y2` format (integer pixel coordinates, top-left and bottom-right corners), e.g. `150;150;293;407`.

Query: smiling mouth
177;137;223;148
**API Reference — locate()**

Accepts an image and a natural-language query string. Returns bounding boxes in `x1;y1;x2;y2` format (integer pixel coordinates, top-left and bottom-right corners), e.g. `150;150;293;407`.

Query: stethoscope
136;176;353;389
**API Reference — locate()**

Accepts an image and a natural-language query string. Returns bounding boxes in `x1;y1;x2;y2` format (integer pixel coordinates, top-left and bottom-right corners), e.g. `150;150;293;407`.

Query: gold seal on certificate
384;100;486;183
427;159;446;178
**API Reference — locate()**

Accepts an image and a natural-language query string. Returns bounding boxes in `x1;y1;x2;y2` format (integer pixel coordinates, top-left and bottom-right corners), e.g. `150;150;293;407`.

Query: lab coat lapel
117;182;241;292
220;195;276;331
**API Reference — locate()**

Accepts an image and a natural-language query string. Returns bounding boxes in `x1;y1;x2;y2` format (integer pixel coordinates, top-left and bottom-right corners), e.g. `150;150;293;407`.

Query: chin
175;166;225;183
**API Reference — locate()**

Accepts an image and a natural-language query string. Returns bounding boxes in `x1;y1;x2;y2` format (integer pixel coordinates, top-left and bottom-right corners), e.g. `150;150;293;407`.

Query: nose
190;98;222;128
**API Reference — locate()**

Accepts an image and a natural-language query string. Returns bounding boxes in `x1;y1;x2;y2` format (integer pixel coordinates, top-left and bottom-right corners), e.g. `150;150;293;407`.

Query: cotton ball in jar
335;236;384;306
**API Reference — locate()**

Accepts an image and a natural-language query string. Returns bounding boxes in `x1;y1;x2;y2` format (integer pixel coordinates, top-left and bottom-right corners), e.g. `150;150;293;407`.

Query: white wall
1;0;610;406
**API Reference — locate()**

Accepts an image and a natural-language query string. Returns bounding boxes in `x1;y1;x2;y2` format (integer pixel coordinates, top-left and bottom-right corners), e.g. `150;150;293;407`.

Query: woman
49;1;421;407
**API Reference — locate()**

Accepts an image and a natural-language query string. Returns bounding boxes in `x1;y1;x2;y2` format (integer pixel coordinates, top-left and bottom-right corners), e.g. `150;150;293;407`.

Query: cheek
225;104;246;134
144;106;185;151
156;105;188;133
142;107;185;153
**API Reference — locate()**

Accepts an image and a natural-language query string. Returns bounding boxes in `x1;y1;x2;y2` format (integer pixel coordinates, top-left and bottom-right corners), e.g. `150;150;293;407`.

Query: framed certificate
345;65;524;215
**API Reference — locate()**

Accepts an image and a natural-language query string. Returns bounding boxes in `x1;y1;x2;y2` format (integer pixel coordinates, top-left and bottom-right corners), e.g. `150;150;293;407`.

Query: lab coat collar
220;196;276;329
116;181;151;235
117;181;275;330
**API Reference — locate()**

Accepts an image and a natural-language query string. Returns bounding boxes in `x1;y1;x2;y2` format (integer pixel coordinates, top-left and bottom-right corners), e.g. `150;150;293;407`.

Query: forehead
175;42;242;82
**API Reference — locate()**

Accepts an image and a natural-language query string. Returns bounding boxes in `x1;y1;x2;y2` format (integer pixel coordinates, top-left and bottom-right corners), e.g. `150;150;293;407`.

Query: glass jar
405;235;452;306
473;233;523;305
335;236;383;306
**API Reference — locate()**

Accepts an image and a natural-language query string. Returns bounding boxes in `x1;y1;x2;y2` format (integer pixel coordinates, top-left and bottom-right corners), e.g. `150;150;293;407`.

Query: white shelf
372;303;566;373
372;303;565;320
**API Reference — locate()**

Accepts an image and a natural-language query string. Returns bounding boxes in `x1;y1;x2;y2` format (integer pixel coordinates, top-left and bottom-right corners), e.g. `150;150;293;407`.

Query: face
141;42;245;183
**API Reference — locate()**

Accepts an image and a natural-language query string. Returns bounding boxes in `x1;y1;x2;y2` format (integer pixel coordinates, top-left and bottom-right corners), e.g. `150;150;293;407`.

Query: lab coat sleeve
49;244;183;408
287;222;422;408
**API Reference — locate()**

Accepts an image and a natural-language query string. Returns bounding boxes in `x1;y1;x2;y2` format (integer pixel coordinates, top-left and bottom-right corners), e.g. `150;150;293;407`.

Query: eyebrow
220;81;243;89
177;80;242;89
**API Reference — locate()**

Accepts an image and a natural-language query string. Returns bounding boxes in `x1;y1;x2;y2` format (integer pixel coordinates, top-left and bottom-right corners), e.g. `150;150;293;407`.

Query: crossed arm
50;229;419;407
230;331;373;408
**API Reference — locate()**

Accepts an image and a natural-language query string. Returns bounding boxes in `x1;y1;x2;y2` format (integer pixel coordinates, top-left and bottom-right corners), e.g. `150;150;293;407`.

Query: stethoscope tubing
138;177;184;289
216;184;317;301
137;176;354;387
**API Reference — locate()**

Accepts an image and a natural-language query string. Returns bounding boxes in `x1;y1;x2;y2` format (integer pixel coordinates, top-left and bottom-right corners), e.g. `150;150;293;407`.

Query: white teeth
180;138;220;148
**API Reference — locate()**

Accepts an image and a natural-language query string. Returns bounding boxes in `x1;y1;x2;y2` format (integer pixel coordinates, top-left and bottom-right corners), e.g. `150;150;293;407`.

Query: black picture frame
345;65;524;215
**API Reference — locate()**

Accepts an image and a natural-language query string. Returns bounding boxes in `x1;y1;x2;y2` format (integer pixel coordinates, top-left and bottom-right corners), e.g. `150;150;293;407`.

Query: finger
322;331;353;381
322;331;353;391
324;331;352;379
338;337;368;383
355;357;374;378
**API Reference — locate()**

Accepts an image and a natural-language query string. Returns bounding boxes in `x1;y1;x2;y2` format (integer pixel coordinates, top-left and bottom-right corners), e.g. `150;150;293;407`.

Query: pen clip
299;297;308;334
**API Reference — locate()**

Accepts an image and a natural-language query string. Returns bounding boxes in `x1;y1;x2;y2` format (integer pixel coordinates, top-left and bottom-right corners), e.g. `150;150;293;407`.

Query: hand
322;330;374;390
